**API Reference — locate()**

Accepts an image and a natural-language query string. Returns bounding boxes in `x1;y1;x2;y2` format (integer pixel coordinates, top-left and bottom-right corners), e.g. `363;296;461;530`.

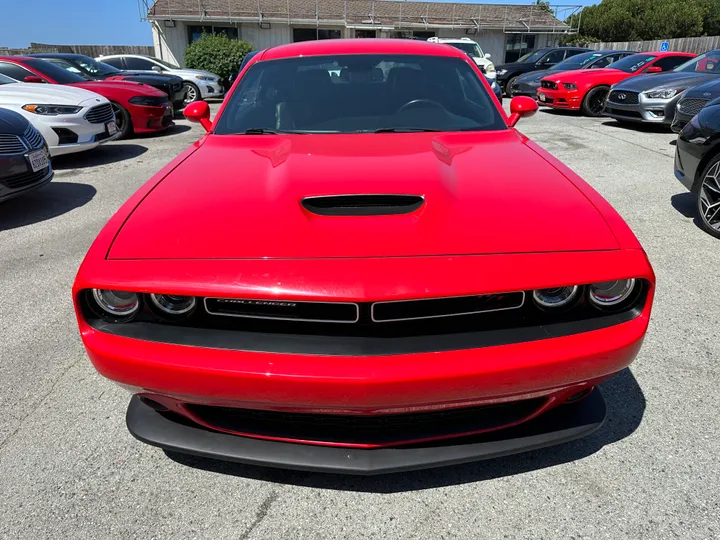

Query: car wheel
696;155;720;239
110;102;132;139
183;82;201;105
581;86;610;117
505;76;518;97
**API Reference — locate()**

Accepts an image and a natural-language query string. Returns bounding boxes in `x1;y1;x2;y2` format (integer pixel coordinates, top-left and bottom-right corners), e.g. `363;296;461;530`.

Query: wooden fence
0;42;154;56
587;36;720;54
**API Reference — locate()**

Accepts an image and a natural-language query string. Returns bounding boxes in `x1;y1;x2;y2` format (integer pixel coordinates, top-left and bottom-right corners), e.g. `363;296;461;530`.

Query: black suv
495;47;591;94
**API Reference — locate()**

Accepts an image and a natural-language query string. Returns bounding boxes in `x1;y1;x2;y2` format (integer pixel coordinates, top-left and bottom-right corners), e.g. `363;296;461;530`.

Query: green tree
184;34;254;80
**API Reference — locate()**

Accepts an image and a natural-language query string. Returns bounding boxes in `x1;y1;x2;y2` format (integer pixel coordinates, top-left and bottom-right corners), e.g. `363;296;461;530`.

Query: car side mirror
24;75;45;83
484;53;491;59
151;65;163;73
184;100;212;132
508;96;538;127
646;66;662;73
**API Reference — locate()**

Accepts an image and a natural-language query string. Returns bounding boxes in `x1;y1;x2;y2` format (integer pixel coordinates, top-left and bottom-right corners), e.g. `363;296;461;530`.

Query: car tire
183;82;201;105
581;86;610;117
696;154;720;239
505;76;518;97
110;102;132;139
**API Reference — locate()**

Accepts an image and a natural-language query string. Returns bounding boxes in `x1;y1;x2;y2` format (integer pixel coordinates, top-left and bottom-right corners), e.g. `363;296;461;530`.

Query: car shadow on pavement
135;124;192;139
0;182;96;231
165;368;645;492
600;120;672;134
670;192;707;232
52;144;148;170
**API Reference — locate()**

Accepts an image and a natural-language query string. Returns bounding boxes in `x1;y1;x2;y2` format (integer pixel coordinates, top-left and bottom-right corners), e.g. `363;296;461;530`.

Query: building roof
148;0;570;32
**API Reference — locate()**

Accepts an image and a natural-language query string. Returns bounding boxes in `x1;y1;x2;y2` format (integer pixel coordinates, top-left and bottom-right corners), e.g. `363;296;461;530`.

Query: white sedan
0;73;119;156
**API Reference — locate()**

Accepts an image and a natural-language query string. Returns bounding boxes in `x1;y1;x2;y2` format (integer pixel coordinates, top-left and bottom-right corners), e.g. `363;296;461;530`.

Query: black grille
608;90;639;105
85;103;114;124
677;98;709;117
372;292;524;322
23;124;44;149
186;398;546;446
302;194;425;216
1;166;50;190
540;80;557;90
0;134;25;155
205;298;359;323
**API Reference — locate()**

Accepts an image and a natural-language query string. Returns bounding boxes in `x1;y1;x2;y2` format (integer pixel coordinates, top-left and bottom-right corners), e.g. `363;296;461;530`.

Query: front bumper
536;88;582;110
603;92;679;124
127;387;606;475
0;151;53;202
130;103;174;133
671;110;693;133
674;138;703;192
198;80;225;100
509;80;539;97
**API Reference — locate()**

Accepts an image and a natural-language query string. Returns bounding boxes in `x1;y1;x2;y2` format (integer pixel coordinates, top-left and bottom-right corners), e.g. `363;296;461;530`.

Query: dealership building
145;0;579;66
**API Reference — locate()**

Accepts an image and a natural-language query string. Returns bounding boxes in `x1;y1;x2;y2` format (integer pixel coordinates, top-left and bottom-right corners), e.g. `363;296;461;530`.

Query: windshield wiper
244;128;279;134
373;127;441;133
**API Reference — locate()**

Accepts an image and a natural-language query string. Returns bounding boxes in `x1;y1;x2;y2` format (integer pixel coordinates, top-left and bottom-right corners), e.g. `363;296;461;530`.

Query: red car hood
550;68;630;84
69;80;166;97
108;131;619;260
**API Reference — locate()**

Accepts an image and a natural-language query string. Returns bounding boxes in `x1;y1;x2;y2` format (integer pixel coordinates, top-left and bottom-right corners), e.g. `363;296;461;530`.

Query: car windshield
75;57;121;75
448;42;483;58
0;73;16;85
23;59;85;83
214;54;506;135
153;57;179;69
552;51;605;70
610;54;657;73
516;50;546;63
673;51;720;73
46;59;93;79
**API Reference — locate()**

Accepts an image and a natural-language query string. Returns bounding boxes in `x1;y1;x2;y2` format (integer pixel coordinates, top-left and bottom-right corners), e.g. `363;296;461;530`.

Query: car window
99;57;123;69
589;53;629;69
539;50;564;65
0;72;19;85
610;54;658;73
553;51;603;70
673;51;720;73
124;57;157;70
0;62;38;81
75;56;121;75
516;50;546;63
214;54;506;135
21;59;86;83
448;42;482;58
651;56;690;71
46;59;91;78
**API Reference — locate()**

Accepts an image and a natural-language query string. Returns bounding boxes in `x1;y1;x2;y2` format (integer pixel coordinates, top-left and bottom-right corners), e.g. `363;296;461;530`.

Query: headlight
563;83;577;91
589;279;636;307
22;104;81;115
484;62;496;74
92;289;140;317
149;294;196;315
497;69;507;76
195;75;214;81
644;88;684;99
532;286;579;309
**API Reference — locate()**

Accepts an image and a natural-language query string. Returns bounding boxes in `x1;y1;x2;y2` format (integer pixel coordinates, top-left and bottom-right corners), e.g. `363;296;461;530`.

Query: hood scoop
301;194;425;216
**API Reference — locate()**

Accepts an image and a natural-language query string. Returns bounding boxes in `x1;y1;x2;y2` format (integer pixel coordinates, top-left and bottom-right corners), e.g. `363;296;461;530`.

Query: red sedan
73;39;654;474
0;56;173;138
537;51;696;116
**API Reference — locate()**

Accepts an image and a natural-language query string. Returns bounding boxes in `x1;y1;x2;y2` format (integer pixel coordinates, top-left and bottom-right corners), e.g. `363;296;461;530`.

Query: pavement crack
238;491;279;540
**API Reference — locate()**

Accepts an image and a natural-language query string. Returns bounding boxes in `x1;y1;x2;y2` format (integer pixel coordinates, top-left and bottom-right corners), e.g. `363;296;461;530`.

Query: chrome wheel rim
700;162;720;232
111;103;124;132
184;83;198;104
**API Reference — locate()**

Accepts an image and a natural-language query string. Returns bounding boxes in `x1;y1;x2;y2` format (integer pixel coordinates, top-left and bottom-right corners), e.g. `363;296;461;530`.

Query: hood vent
301;195;424;216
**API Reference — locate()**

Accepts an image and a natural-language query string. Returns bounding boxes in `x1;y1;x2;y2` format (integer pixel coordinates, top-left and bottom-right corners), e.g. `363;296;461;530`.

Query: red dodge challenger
0;56;173;138
73;39;655;474
537;51;696;116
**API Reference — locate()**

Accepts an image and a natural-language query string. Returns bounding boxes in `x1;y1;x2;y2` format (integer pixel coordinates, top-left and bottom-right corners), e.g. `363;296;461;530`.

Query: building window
505;34;536;63
355;30;377;38
188;25;239;44
292;28;342;42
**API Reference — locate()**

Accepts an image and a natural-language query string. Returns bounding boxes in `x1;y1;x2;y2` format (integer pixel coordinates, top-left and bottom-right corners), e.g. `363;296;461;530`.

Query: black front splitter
126;388;606;476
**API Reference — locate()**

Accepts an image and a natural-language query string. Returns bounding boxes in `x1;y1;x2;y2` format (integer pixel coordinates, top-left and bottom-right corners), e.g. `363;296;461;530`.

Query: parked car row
0;53;224;203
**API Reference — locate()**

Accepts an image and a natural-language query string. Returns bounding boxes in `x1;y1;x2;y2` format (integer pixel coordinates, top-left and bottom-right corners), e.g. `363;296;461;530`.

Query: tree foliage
565;0;718;42
184;34;254;80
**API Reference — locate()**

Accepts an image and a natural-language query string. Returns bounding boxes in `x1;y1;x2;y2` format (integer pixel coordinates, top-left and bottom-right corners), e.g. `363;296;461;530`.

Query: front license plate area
27;149;48;172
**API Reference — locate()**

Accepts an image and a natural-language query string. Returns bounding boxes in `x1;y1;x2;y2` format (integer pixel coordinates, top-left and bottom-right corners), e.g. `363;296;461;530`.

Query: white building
145;0;580;67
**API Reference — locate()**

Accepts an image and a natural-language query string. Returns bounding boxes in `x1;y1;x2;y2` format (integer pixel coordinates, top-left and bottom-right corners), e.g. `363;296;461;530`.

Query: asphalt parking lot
1;102;719;539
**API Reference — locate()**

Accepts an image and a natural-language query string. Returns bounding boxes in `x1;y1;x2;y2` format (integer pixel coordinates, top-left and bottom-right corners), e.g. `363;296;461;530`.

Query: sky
2;0;597;49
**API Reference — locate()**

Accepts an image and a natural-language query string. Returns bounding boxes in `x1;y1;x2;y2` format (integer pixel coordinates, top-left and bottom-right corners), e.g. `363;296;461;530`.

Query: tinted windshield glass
674;51;720;73
154;57;179;69
76;57;120;74
24;59;85;83
0;73;16;85
214;54;505;135
516;50;546;63
553;51;604;70
611;54;657;73
448;42;482;57
46;59;92;79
